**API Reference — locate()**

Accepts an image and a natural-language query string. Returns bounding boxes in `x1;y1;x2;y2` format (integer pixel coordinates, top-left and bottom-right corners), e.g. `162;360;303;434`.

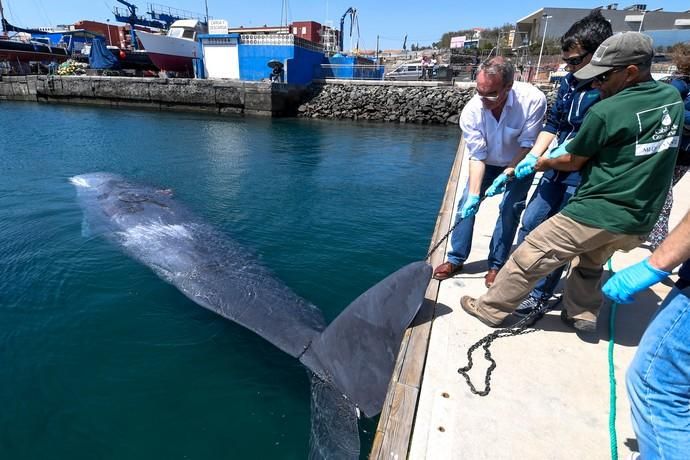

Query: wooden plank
371;139;466;459
375;384;420;460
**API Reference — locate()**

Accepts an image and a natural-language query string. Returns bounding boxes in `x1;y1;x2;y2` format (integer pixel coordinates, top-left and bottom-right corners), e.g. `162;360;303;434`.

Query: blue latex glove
459;194;481;219
602;258;670;304
515;154;538;179
485;173;509;197
546;138;573;159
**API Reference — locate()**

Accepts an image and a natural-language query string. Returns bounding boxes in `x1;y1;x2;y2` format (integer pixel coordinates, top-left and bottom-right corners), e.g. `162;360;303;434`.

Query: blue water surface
0;101;457;459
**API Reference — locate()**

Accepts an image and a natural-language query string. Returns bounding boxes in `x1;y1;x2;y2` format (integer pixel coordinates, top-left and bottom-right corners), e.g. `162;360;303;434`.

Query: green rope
607;258;618;460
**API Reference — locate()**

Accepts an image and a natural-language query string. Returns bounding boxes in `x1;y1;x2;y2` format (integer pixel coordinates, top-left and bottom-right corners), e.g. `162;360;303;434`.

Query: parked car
384;62;452;81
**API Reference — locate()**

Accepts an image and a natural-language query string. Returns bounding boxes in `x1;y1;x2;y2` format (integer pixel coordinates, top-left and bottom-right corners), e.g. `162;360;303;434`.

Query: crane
113;0;166;49
339;7;359;53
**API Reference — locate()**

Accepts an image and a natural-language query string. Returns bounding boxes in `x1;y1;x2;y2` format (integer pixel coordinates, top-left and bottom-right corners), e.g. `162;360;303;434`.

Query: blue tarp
89;37;119;70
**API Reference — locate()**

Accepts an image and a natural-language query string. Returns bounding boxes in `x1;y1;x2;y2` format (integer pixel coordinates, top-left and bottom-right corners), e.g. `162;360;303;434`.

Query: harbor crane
339;7;359;53
113;0;165;49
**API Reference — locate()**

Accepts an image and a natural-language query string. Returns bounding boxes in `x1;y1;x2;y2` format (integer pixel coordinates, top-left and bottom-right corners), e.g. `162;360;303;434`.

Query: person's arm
512;89;548;174
537;110;608;172
535;152;589;172
459;102;488;187
649;210;690;271
467;159;486;195
528;131;558;158
603;210;690;304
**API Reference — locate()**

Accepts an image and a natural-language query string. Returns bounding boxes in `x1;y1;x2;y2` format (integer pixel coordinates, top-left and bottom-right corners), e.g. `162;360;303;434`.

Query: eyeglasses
593;67;625;83
479;94;501;102
562;53;590;66
475;88;505;102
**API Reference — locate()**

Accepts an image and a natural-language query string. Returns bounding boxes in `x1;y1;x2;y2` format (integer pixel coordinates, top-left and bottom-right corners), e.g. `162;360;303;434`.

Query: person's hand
535;155;552;172
459;194;481;219
602;258;670;304
515;153;538;178
485;174;509;197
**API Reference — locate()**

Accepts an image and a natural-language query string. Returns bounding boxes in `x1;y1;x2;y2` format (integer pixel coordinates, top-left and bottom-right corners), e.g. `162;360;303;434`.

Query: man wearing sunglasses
432;56;546;284
511;10;612;317
460;32;684;334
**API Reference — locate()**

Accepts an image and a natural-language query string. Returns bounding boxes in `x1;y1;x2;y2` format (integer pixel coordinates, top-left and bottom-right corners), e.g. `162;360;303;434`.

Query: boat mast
204;0;209;24
0;0;7;35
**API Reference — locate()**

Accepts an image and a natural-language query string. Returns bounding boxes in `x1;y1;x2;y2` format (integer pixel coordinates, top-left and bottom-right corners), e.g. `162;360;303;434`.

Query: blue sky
3;0;688;49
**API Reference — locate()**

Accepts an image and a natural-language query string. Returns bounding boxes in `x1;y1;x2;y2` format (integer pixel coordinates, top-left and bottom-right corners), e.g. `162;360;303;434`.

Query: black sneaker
514;295;542;317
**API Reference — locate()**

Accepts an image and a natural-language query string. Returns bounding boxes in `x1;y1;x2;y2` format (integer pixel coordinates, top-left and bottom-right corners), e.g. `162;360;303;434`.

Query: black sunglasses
562;53;590;66
594;67;626;83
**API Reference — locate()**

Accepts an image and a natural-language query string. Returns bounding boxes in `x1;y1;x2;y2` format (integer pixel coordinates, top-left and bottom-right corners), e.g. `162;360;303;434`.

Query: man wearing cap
458;32;684;331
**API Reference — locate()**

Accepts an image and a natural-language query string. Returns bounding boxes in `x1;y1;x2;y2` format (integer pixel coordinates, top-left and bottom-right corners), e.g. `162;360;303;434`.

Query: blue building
197;33;326;84
197;33;383;84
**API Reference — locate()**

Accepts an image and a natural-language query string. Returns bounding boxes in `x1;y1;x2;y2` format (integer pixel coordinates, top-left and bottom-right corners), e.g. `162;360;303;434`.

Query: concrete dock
372;140;690;459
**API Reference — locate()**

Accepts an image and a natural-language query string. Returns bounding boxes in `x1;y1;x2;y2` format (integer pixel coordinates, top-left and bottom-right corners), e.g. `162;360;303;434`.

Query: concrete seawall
0;75;305;116
0;76;554;123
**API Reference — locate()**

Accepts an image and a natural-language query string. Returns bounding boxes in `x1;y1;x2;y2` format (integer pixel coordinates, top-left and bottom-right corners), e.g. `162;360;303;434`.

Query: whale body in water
71;172;431;458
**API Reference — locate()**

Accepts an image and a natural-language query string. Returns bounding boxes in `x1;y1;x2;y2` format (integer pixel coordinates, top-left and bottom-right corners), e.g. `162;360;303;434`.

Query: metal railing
315;64;385;80
239;34;324;53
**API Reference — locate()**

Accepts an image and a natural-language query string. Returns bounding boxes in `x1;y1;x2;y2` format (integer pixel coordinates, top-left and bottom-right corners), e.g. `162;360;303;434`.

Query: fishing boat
136;19;206;74
0;0;69;63
0;9;69;64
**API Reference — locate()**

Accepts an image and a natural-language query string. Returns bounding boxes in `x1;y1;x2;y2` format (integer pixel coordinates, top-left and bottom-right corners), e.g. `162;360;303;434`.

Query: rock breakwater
298;82;475;125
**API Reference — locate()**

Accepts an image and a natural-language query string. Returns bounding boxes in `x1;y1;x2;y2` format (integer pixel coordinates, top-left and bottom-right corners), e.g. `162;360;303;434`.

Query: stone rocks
297;83;472;125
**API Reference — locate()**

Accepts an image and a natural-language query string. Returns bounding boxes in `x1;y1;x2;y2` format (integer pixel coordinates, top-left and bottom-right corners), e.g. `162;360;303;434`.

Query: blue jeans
515;174;578;299
626;287;690;460
448;165;534;270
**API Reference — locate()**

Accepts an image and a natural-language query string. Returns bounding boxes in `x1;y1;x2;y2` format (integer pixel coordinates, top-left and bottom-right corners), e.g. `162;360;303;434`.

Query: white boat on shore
136;19;206;74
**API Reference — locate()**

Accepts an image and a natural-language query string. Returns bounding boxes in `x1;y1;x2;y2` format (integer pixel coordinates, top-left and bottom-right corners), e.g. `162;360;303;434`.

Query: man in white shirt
433;57;546;287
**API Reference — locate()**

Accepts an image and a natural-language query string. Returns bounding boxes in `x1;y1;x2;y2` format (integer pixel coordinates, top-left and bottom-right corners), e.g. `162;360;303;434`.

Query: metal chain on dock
425;217;463;262
457;294;559;396
426;176;516;262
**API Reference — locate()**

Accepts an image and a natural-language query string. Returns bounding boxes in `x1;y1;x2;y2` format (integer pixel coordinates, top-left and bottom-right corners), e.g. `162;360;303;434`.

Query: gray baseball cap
574;32;654;80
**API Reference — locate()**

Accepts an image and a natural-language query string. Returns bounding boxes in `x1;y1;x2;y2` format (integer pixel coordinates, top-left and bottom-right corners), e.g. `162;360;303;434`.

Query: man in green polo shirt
459;32;684;331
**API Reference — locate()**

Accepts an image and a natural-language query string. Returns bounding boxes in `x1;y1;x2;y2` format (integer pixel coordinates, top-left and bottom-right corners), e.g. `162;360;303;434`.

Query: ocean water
0;101;457;459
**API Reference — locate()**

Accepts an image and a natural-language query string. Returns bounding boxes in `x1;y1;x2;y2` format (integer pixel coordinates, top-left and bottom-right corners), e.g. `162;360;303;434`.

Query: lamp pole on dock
536;13;552;82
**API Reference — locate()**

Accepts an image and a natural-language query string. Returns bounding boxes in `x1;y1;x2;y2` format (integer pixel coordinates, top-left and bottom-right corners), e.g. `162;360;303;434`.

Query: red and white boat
136;19;207;74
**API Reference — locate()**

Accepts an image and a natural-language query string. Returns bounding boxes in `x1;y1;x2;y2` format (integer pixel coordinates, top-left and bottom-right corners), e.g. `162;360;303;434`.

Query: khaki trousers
475;213;644;324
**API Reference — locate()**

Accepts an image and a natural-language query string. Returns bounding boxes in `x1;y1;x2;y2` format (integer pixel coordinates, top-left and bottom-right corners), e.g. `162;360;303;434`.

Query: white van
385;63;424;81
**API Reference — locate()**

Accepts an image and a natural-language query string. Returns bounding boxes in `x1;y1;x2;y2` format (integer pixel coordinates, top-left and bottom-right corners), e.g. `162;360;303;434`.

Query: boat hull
136;30;197;73
0;39;69;63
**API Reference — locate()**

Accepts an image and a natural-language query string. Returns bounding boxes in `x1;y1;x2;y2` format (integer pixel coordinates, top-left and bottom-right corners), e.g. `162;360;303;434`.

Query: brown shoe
433;262;463;280
460;296;501;327
484;268;499;288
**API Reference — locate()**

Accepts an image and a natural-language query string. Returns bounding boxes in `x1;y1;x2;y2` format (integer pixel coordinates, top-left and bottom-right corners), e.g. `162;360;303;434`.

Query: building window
293;27;297;34
302;26;307;35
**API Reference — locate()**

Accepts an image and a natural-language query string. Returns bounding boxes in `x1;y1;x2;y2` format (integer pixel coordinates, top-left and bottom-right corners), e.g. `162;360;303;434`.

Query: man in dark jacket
511;10;613;315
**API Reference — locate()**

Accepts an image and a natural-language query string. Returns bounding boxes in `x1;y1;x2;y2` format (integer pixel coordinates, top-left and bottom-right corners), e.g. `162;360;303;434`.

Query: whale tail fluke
300;261;432;418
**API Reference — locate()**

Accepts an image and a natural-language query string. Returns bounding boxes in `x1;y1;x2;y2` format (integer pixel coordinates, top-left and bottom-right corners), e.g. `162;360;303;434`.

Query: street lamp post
638;11;645;32
106;19;113;46
536;14;552;82
639;8;662;32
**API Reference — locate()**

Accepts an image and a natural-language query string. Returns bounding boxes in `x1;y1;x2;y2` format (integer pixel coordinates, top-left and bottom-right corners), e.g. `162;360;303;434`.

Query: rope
607;258;619;460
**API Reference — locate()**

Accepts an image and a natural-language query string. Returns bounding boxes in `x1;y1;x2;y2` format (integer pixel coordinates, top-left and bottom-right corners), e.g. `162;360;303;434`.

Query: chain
457;294;553;396
426;175;517;262
425;216;463;261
